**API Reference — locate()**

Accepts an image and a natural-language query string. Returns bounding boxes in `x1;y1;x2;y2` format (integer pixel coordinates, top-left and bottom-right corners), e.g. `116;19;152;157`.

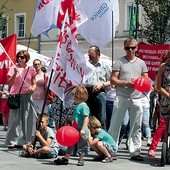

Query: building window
15;13;26;38
0;15;8;38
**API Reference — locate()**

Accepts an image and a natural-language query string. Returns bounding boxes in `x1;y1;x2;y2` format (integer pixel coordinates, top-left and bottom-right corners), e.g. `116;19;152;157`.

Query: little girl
54;85;90;166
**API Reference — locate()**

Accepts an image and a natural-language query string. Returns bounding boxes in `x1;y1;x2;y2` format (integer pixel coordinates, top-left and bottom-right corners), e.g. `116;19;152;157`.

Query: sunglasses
33;63;40;66
124;46;136;50
18;56;25;59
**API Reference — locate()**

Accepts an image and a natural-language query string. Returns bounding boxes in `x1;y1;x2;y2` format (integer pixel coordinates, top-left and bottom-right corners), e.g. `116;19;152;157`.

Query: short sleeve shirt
7;65;36;94
113;56;148;98
93;129;117;150
85;60;111;86
73;102;90;133
40;127;59;152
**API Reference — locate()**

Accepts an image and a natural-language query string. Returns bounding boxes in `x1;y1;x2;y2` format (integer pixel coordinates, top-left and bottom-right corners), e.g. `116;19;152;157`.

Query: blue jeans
142;106;151;138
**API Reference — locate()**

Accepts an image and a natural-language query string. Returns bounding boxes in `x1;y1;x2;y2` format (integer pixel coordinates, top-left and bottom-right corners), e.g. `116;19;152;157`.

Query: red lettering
58;72;69;88
37;0;51;10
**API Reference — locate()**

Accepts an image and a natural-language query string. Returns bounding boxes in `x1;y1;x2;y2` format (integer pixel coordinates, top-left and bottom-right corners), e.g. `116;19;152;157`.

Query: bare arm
35;130;51;147
28;75;37;93
110;70;133;88
156;63;170;98
8;68;17;86
80;116;89;136
88;130;100;145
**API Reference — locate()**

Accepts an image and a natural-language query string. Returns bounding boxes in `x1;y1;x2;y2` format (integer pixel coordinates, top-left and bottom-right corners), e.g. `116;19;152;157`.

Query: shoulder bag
7;67;30;109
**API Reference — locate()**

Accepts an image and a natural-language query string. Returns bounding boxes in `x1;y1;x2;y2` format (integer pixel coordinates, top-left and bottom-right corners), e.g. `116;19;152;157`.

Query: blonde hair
124;37;137;46
72;85;88;101
89;116;101;128
38;113;49;123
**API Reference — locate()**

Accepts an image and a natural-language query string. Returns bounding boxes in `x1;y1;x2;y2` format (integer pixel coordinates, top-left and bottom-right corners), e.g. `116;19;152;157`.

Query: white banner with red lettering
138;44;170;81
48;11;94;107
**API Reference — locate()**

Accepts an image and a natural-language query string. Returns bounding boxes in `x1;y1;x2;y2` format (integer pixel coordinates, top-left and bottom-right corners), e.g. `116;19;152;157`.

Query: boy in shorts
20;113;59;159
88;116;117;163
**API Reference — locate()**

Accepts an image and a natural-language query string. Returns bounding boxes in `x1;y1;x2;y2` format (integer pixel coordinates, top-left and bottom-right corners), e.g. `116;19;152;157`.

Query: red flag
0;34;17;84
57;0;77;40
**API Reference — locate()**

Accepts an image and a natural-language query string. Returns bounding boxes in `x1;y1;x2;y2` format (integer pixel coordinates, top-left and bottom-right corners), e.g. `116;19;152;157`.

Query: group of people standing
1;37;170;166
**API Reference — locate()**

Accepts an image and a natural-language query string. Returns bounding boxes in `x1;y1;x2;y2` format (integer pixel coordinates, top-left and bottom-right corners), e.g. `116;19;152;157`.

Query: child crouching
88;116;117;163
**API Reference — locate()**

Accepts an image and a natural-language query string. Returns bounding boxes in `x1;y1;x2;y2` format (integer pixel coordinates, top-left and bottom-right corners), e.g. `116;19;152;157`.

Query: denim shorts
39;148;58;159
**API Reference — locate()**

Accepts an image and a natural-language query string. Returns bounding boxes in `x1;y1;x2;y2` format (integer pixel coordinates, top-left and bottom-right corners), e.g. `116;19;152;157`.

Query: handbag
7;94;21;109
7;67;30;109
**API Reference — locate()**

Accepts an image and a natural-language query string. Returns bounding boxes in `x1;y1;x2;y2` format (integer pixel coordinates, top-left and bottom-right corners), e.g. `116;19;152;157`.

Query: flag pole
37;69;54;130
32;68;54;148
111;11;114;67
135;0;139;40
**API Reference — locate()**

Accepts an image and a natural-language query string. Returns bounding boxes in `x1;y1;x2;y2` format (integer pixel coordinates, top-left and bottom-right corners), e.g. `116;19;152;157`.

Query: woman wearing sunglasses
5;50;36;148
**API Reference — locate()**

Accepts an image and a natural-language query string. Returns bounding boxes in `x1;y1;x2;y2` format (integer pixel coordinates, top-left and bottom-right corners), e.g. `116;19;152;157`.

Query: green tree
139;0;170;44
0;0;11;31
129;3;136;37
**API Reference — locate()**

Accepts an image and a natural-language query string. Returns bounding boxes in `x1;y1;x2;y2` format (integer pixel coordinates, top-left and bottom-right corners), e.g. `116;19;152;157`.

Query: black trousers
86;87;105;123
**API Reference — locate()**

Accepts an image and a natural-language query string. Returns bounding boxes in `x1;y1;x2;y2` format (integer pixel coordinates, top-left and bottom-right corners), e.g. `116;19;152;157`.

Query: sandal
131;155;144;161
102;157;113;163
54;157;69;165
77;160;84;166
19;151;30;158
112;156;117;160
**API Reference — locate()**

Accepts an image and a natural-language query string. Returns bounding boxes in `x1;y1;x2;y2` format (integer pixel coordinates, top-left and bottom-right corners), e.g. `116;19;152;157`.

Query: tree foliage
0;0;11;31
139;0;170;44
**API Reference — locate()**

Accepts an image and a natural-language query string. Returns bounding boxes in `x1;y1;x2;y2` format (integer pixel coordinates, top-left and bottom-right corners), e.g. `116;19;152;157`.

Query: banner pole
33;68;54;148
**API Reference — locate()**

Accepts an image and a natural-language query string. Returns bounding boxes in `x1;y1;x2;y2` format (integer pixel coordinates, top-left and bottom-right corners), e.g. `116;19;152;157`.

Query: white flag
31;0;60;37
0;43;5;55
48;11;94;107
78;0;119;48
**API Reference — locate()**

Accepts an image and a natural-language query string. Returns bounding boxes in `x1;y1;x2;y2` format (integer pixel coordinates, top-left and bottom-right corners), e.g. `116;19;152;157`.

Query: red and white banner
138;44;170;81
0;34;17;84
57;0;87;41
48;11;94;107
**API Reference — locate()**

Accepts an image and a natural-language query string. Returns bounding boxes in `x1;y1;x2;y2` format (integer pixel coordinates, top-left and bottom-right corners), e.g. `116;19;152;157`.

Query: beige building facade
1;0;145;60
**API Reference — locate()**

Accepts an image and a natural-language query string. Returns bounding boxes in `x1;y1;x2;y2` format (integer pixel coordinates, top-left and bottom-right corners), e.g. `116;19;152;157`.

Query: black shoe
54;157;69;165
131;155;144;161
92;155;105;161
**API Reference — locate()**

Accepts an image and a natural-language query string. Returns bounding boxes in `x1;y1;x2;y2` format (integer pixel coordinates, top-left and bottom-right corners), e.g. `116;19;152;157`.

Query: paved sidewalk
0;125;169;170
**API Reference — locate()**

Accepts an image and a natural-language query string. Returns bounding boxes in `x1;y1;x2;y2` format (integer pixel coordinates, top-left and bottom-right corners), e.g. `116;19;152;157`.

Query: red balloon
133;76;151;92
56;126;80;147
